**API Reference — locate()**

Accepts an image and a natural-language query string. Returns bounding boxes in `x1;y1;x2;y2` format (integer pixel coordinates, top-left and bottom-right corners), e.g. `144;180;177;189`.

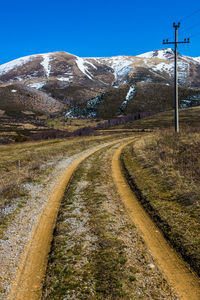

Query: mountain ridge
0;48;200;118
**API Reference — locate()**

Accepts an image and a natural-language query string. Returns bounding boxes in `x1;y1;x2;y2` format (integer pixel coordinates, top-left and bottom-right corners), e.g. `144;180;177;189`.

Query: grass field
117;106;200;130
0;114;103;143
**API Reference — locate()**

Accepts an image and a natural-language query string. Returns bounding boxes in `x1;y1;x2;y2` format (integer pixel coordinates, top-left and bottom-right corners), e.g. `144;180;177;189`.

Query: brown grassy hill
95;83;200;119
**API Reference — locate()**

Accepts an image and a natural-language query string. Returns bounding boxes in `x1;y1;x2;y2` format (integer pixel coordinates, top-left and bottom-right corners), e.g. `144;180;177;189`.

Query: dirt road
4;137;200;299
42;139;177;299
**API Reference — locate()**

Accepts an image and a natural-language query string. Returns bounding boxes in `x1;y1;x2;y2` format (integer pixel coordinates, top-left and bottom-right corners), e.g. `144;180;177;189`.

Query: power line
163;8;200;41
179;8;200;22
188;31;200;39
179;22;200;36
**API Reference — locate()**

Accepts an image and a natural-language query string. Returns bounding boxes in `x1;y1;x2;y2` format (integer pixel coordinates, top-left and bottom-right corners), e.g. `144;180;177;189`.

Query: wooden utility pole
163;22;190;133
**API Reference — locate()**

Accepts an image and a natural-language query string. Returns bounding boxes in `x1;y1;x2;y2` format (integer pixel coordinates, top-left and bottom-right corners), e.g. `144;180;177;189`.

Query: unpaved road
3;137;200;299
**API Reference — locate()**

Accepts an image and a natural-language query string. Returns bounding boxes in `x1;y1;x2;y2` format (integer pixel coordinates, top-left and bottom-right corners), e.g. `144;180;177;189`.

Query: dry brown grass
45;116;102;132
116;106;200;130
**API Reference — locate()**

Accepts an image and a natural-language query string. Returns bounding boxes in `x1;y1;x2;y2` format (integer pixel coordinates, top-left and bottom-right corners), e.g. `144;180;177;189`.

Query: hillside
0;83;64;115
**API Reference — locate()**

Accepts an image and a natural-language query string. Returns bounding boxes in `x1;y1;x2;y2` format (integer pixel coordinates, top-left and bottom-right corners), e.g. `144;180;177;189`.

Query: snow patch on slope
65;95;103;118
117;66;133;79
178;60;190;85
153;62;174;73
0;52;54;78
98;56;133;80
57;77;74;82
86;60;97;70
40;54;52;77
180;94;200;108
153;60;190;84
126;85;136;101
28;81;46;89
89;56;133;85
193;57;200;63
0;55;35;75
76;57;94;80
120;85;136;112
109;57;132;79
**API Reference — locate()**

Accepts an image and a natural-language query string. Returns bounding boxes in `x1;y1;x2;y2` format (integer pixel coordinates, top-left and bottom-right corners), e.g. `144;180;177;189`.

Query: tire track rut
6;138;131;300
112;141;200;300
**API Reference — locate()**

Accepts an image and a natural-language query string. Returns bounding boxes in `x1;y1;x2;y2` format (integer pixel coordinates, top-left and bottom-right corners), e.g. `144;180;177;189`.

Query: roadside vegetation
121;124;200;276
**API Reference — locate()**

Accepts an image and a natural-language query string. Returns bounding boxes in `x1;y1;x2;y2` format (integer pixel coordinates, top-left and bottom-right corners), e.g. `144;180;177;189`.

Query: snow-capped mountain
0;48;200;117
1;48;200;88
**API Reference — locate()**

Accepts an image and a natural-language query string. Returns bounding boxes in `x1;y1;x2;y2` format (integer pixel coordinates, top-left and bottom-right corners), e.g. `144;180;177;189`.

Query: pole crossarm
163;40;190;44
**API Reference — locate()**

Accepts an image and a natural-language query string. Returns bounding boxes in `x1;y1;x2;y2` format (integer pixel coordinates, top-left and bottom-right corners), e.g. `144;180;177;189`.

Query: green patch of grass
129;275;136;282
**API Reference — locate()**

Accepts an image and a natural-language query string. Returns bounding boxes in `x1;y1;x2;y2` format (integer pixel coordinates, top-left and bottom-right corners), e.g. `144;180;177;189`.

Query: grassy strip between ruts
121;130;200;276
42;151;132;299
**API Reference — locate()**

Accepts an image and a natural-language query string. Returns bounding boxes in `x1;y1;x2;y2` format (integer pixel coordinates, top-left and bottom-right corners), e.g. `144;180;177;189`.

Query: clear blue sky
0;0;200;64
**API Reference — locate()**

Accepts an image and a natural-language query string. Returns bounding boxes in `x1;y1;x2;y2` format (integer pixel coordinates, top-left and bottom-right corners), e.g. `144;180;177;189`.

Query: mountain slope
0;83;64;115
0;49;200;117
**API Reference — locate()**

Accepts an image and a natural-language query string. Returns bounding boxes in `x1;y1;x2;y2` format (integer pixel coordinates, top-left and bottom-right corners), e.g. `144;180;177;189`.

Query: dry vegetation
0;113;103;144
121;126;200;276
117;106;200;130
45;116;102;132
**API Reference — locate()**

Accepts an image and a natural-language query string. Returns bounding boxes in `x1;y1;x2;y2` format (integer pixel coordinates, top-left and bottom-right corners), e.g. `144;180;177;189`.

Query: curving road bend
6;138;132;300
